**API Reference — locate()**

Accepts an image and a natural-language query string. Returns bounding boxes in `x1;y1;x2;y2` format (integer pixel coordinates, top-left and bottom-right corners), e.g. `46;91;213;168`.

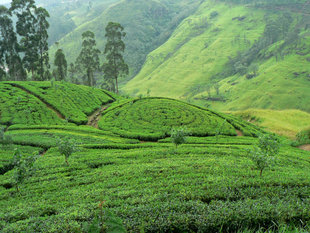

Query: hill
0;81;309;232
48;0;200;79
123;0;310;112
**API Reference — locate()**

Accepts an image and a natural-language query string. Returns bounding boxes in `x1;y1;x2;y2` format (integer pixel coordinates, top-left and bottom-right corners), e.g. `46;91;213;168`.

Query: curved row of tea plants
98;98;238;141
0;84;65;126
4;81;115;125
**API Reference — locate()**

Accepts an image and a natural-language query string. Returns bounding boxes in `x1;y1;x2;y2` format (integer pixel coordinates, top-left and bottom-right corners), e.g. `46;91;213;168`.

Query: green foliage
57;137;78;166
12;149;38;192
54;49;67;81
98;98;237;141
102;22;128;93
171;127;188;148
83;202;126;233
0;83;64;126
2;81;114;125
76;30;101;87
249;134;280;176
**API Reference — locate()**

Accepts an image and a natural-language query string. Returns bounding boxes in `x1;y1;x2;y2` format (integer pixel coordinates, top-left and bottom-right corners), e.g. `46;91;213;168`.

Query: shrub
57;137;78;165
249;134;280;176
12;149;38;192
171;127;188;148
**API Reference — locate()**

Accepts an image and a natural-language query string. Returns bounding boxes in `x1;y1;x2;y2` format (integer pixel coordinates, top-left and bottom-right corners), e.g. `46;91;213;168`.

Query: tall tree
76;31;101;86
0;6;25;81
102;22;128;93
54;49;67;81
76;31;100;86
10;0;38;76
34;7;50;80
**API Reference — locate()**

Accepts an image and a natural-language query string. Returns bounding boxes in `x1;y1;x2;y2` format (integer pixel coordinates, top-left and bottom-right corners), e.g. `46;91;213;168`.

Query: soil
298;144;310;151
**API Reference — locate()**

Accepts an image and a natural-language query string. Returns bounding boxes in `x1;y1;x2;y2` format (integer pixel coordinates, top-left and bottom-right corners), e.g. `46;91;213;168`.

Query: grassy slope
229;109;310;139
123;0;310;112
49;0;200;79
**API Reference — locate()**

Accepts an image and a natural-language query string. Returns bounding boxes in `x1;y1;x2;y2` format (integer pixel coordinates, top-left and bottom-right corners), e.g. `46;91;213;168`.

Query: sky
0;0;11;4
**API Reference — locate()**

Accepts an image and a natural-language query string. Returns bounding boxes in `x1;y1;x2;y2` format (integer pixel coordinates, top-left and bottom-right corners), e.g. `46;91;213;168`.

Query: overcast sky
0;0;11;4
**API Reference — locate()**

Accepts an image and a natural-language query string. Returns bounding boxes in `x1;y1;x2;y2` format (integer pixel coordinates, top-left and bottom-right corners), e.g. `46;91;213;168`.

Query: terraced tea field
0;82;309;232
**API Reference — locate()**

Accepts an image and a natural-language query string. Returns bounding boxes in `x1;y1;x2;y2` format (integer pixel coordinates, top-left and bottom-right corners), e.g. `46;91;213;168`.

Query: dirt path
236;129;243;137
87;105;109;128
298;144;310;151
8;83;65;120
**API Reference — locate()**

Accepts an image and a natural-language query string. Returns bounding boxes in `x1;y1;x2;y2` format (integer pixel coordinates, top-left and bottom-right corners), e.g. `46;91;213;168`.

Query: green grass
229;109;310;139
123;1;310;113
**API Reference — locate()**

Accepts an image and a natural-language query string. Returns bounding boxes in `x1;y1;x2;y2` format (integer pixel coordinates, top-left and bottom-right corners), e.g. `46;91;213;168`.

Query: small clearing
299;144;310;151
87;105;109;128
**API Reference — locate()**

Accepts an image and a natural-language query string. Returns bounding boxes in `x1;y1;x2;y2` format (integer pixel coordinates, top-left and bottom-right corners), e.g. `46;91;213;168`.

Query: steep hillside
124;0;310;112
49;0;200;79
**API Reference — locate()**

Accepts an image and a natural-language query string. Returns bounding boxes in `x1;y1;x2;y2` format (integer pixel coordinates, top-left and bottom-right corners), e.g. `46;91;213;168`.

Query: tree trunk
260;169;263;176
115;75;118;93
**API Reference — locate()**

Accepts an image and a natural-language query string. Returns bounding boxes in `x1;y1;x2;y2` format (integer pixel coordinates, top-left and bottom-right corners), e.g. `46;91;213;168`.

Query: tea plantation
0;82;309;232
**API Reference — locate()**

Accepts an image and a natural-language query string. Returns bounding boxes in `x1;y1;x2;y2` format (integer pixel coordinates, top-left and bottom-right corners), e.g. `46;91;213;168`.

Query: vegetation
53;49;67;81
123;0;310;112
102;22;128;93
0;81;309;232
171;127;188;148
76;31;101;87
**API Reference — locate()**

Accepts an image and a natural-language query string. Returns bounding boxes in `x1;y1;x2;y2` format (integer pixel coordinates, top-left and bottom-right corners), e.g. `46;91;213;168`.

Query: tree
102;22;128;93
0;6;25;81
54;49;67;81
10;0;38;76
34;7;50;80
76;31;100;86
249;134;280;176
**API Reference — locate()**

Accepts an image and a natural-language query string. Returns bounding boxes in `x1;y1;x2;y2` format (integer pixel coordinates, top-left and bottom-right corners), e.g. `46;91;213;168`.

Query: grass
123;0;310;113
229;109;310;139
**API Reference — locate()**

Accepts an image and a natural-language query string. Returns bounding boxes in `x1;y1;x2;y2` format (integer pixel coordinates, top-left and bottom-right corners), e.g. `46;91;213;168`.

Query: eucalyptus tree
76;31;101;86
0;6;25;80
34;7;50;80
10;0;38;76
54;49;67;81
102;22;128;93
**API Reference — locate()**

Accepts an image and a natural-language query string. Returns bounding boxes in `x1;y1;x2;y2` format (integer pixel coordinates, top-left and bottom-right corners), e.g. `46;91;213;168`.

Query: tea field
0;82;309;232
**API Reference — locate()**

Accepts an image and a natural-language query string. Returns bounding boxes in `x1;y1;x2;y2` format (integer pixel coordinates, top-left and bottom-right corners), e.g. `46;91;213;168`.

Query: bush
249;134;280;176
57;137;79;165
171;127;188;148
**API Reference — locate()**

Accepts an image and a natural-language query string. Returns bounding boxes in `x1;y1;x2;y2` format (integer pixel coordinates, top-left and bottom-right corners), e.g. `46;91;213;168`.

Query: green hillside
0;82;309;232
124;0;310;112
230;109;310;139
49;0;200;79
0;81;114;125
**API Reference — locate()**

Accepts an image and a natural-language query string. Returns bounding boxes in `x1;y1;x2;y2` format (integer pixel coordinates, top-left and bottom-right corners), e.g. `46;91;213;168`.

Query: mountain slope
123;0;310;112
49;0;200;79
